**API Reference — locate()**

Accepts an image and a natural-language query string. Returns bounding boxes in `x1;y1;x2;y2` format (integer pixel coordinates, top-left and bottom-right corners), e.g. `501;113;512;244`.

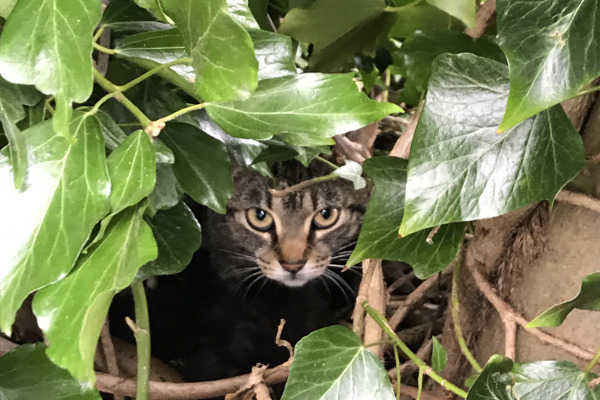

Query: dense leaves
466;355;515;400
348;157;464;279
399;54;584;237
0;0;101;139
497;0;600;131
281;326;395;400
0;114;110;334
0;344;101;400
528;272;600;328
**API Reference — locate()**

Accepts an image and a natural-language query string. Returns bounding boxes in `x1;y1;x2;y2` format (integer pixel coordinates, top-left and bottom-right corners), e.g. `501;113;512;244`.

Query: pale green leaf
281;326;395;400
431;337;447;372
162;0;258;101
250;30;297;80
0;343;101;400
0;0;101;139
107;130;156;213
497;0;600;132
389;3;458;38
426;0;475;28
228;0;260;29
0;113;110;334
399;54;584;237
0;0;17;18
133;0;169;21
33;204;157;384
206;73;401;139
93;110;129;151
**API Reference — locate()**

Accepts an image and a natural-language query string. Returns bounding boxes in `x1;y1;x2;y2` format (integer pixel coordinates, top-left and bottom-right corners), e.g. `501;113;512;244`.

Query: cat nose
280;260;306;273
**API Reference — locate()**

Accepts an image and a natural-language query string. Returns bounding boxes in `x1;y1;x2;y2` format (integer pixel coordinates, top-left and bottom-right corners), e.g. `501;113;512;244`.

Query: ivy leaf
389;3;458;38
0;113;110;334
133;0;169;21
93;110;129;151
148;164;182;212
0;343;101;400
162;0;258;101
399;54;584;237
0;0;101;139
467;355;515;400
0;0;17;18
253;144;299;164
102;0;167;32
528;272;600;328
426;0;475;29
431;337;447;372
107;130;156;214
512;361;600;400
497;0;600;132
161;123;233;213
333;160;366;190
206;73;401;140
281;326;395;400
397;29;504;92
138;201;201;279
250;30;297;80
347;157;463;279
0;76;42;189
279;0;395;71
33;204;157;384
228;0;260;29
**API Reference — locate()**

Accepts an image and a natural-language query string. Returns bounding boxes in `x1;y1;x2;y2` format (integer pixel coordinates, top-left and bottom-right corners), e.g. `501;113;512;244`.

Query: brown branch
590;376;600;387
352;259;377;338
390;102;423;159
467;261;596;361
393;384;447;400
363;259;386;357
387;271;416;294
0;336;18;355
388;273;441;331
556;190;600;214
465;0;497;39
100;320;124;400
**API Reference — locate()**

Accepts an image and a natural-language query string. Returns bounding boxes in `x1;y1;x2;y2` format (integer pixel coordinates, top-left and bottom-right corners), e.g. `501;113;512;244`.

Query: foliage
0;0;598;399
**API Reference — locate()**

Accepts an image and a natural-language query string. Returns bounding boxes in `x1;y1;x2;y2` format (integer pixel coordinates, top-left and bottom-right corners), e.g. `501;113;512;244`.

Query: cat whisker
204;246;258;262
317;275;333;300
322;269;354;305
336;241;358;252
231;270;263;298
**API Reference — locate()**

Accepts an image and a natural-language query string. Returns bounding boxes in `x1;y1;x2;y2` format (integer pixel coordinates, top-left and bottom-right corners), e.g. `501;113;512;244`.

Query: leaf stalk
130;280;151;400
584;343;600;373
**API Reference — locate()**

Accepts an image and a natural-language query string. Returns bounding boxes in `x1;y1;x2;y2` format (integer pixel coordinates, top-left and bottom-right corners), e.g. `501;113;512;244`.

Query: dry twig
388;274;441;331
556;190;600;214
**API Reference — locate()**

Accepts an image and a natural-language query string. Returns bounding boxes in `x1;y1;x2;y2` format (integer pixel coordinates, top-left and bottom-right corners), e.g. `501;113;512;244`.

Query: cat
110;160;368;387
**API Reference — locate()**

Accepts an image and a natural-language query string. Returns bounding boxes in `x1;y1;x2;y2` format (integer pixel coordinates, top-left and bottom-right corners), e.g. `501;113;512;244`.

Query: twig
352;258;377;338
590;376;600;387
130;281;151;400
274;319;294;363
390;102;423;159
96;362;290;399
387;271;415;294
269;173;338;198
100;320;124;400
465;0;496;39
504;319;517;360
467;261;596;361
556;190;600;214
584;344;600;373
362;259;386;357
388;273;440;331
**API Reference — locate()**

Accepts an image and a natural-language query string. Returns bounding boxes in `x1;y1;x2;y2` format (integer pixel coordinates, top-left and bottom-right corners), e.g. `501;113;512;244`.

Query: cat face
203;161;368;288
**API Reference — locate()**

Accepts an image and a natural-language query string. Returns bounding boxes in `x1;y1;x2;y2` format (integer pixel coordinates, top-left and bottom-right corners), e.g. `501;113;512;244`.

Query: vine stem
584;344;600;373
417;369;424;400
153;102;207;125
363;303;468;398
393;345;401;400
129;281;151;400
315;156;339;170
94;42;116;54
577;84;600;97
452;252;483;373
385;0;423;12
269;173;338;197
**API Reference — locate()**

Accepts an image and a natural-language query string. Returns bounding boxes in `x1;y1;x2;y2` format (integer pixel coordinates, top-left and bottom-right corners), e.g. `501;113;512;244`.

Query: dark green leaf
431;337;447;372
161;123;233;213
253;144;299;164
102;0;167;31
279;0;395;71
162;0;258;101
528;272;600;328
138;201;201;279
153;140;175;164
133;0;169;21
142;78;198;125
388;4;458;38
250;30;297;80
426;0;475;28
0;0;101;139
348;157;463;279
107;130;156;213
497;0;600;132
228;0;260;29
148;164;182;211
33;204;157;384
333;160;366;190
0;344;101;400
281;326;395;400
467;355;515;400
399;54;584;237
93;110;129;151
206;73;401;139
512;361;600;400
398;29;504;92
0;113;110;334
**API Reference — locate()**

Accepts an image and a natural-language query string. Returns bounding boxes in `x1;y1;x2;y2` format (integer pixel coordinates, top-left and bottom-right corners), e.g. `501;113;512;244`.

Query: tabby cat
111;160;368;386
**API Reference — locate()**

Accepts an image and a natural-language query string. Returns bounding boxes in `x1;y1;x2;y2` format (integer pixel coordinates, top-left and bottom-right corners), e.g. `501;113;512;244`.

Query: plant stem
363;303;468;398
393;345;401;400
130;281;151;400
93;42;116;54
269;173;339;197
452;253;484;373
578;84;600;97
153;102;207;125
383;69;391;103
315;156;339;170
92;69;152;128
385;0;423;12
416;369;423;400
116;58;192;92
93;25;106;43
584;343;600;373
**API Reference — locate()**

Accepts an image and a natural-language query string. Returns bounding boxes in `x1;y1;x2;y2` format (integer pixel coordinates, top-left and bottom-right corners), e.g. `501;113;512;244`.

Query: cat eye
312;207;340;229
246;208;274;231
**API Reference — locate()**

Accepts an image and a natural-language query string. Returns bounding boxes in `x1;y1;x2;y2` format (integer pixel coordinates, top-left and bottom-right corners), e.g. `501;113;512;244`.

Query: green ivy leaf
250;30;297;80
161;123;233;213
0;0;17;18
133;0;169;21
512;361;600;400
148;164;182;212
0;343;101;400
228;0;260;29
467;355;515;400
389;3;458;38
431;337;447;372
399;54;584;237
279;0;395;71
0;76;42;189
528;272;600;328
497;0;600;132
206;73;401;139
138;201;201;279
162;0;258;101
281;326;395;400
0;113;110;334
347;157;464;279
426;0;475;29
397;29;504;92
107;130;156;214
93;110;129;151
0;0;101;139
102;0;166;31
253;144;299;164
33;204;157;384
